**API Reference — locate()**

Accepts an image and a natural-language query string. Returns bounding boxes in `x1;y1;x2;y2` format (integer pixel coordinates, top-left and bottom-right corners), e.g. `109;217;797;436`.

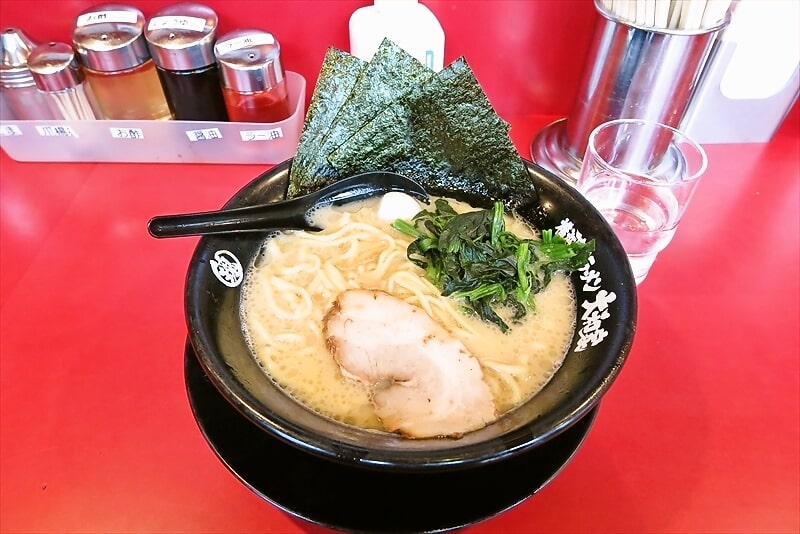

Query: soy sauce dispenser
144;3;228;121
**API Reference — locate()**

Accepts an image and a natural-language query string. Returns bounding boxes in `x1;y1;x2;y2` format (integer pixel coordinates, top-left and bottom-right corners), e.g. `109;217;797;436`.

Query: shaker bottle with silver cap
72;3;172;120
28;42;101;120
214;29;292;123
144;2;228;121
0;27;55;120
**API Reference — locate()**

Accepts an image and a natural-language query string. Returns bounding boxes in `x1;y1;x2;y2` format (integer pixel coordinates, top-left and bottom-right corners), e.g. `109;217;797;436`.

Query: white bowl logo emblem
555;219;617;352
210;250;243;288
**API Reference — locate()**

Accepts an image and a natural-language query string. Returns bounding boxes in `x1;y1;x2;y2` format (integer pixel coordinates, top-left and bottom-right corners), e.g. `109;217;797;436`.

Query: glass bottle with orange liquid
214;29;292;123
72;4;172;121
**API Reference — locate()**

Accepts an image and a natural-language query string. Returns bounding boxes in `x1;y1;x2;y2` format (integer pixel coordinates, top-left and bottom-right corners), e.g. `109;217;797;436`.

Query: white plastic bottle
349;0;445;71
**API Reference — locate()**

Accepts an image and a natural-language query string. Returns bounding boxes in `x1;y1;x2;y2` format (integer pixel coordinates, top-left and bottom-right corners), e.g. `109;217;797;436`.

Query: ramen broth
240;197;577;432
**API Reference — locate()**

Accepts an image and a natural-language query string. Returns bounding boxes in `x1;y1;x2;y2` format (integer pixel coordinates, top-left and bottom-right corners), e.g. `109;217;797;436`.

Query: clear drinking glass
577;119;708;285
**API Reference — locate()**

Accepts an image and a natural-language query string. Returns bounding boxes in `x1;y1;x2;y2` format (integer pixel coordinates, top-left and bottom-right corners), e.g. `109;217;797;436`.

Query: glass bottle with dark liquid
144;3;228;121
214;29;292;123
72;4;172;120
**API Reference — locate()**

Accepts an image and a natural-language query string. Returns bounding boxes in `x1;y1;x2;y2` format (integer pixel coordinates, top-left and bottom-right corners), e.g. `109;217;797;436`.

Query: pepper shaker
28;42;101;120
144;3;228;121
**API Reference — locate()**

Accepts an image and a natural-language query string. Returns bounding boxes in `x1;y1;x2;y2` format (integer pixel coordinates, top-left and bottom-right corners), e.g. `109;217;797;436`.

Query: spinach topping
392;199;595;332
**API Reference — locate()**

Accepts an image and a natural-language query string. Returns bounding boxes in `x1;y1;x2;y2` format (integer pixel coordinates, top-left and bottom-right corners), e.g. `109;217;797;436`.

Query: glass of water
577;119;708;285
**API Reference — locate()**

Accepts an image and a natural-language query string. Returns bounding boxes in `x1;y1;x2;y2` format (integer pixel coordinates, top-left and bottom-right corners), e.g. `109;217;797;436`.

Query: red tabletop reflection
1;110;798;533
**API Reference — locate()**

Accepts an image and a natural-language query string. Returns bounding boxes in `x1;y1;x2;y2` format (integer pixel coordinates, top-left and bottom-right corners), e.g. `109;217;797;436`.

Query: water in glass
582;175;679;284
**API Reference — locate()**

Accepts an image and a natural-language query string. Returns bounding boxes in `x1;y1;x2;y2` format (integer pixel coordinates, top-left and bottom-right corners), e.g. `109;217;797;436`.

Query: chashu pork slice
324;289;496;438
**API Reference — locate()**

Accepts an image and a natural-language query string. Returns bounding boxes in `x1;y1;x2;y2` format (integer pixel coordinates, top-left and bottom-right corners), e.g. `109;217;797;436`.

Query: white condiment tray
0;71;305;165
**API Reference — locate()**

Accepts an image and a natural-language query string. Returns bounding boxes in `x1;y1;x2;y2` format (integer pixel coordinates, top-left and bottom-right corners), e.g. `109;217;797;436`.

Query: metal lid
144;3;218;71
214;29;284;93
0;27;37;89
28;42;85;92
72;4;151;72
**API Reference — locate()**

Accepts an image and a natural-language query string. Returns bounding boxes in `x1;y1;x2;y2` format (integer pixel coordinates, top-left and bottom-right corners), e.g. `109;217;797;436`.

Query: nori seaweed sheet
288;39;434;196
286;41;537;210
288;48;367;198
326;57;537;208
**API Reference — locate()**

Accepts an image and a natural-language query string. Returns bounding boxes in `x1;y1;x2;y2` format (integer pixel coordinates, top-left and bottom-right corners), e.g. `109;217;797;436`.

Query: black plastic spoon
147;171;429;238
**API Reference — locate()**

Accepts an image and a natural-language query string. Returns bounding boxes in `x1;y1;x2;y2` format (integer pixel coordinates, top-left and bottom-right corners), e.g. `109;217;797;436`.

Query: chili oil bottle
214;29;292;123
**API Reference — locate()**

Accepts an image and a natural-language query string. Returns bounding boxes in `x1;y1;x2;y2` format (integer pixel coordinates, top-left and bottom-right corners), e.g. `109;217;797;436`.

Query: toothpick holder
531;0;730;185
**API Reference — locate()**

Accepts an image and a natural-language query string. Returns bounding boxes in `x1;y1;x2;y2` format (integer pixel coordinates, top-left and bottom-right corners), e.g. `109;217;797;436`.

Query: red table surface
1;109;798;534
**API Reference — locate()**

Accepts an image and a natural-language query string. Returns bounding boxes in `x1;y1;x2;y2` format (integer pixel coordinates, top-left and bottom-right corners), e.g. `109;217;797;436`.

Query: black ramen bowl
185;158;636;472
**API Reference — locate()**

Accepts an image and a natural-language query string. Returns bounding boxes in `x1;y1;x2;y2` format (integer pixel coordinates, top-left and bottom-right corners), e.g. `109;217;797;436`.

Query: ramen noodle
240;197;576;433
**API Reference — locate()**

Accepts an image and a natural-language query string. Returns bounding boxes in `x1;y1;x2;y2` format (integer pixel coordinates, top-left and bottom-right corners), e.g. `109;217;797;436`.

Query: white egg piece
377;191;422;221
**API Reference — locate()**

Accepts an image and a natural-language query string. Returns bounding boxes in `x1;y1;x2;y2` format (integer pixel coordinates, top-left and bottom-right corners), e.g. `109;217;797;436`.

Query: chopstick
602;0;732;30
700;0;733;28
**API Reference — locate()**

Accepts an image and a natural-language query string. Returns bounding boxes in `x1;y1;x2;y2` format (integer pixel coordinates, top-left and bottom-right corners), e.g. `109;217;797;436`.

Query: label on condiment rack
215;33;275;55
239;128;283;142
109;127;144;140
0;125;23;137
77;11;140;26
147;16;207;32
36;125;78;138
186;128;223;142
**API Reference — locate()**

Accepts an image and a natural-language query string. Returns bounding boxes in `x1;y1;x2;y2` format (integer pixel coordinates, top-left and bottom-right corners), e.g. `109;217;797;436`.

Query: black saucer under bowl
184;339;599;533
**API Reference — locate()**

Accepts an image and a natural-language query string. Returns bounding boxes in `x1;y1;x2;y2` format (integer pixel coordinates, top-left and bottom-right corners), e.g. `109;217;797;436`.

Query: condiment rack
0;71;305;164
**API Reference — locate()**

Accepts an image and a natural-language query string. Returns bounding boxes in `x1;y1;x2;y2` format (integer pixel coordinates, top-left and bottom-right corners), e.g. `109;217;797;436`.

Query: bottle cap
144;3;218;71
72;4;151;72
28;42;86;91
0;27;38;89
214;29;284;93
